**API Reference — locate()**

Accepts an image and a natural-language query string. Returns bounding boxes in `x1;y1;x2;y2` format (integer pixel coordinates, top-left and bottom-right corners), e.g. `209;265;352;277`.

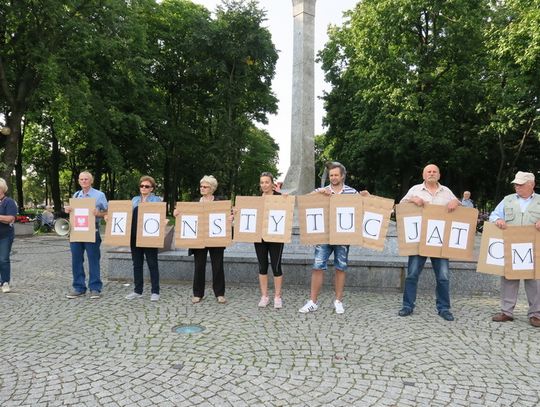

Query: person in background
255;172;285;309
125;176;162;302
174;175;227;304
65;171;108;299
0;178;17;293
461;191;474;208
397;164;460;321
489;171;540;327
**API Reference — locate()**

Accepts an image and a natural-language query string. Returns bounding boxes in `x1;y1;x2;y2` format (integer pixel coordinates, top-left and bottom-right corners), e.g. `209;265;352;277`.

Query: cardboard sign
419;204;448;258
504;225;536;280
329;194;363;245
297;194;330;245
361;195;395;251
476;222;505;276
262;195;296;243
103;200;133;247
233;196;264;243
136;202;167;248
441;206;479;261
395;203;423;256
175;202;205;249
69;198;96;243
204;201;232;248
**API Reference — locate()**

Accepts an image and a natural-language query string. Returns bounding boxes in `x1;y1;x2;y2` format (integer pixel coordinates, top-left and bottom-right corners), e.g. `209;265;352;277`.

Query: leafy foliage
319;0;540;206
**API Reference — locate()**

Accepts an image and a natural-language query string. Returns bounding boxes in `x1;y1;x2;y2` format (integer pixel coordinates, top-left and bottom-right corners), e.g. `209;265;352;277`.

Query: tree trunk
15;119;25;209
163;153;171;214
1;111;24;192
50;130;62;214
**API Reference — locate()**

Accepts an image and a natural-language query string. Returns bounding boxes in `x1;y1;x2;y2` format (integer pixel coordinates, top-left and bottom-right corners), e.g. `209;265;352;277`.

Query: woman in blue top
126;176;162;301
0;178;17;293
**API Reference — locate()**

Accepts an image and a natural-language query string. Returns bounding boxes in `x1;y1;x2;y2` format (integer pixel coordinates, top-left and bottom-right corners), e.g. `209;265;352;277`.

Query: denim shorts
313;244;350;271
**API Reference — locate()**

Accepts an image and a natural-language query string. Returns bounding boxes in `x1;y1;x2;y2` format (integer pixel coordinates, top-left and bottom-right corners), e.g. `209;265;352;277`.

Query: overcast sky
192;0;359;179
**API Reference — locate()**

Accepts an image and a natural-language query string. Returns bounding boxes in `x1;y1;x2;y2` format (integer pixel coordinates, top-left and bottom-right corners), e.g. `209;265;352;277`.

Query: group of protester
1;162;539;327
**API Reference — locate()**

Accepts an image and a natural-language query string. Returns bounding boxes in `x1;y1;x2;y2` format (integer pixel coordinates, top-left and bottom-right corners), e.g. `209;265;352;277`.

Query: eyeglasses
140;184;153;189
200;185;211;189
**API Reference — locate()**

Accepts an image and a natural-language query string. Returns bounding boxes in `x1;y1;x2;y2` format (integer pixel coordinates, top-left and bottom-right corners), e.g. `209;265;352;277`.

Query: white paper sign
73;208;90;231
180;215;198;239
239;209;257;233
448;221;470;250
110;212;128;236
267;210;286;235
404;215;422;243
362;211;383;240
209;213;227;237
486;238;505;266
425;219;445;247
142;213;161;237
306;208;325;233
336;207;355;233
511;243;534;271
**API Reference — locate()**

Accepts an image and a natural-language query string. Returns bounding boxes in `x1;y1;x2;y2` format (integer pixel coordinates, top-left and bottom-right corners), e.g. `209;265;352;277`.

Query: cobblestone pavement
1;235;539;406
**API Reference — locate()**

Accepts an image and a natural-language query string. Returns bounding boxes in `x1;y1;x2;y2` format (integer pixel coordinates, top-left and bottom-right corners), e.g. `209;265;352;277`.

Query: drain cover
172;324;205;334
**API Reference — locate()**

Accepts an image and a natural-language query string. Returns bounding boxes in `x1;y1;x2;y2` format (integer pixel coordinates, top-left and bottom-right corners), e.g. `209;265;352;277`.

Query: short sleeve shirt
400;182;457;206
0;196;18;237
318;184;358;195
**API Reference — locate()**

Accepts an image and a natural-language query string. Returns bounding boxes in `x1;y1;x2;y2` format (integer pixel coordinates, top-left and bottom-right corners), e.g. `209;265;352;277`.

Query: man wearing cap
489;171;540;327
397;164;461;321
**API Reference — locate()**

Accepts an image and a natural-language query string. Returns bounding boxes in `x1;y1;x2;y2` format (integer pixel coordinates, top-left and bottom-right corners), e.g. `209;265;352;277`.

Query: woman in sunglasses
125;175;162;301
256;172;285;309
174;175;227;304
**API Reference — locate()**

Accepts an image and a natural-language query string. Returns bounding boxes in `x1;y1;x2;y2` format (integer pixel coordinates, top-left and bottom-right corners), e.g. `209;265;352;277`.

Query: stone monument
282;0;316;195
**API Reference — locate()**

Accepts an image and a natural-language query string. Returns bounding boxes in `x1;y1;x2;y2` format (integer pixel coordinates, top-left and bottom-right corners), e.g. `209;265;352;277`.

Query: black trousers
254;241;284;277
131;246;160;294
192;247;225;297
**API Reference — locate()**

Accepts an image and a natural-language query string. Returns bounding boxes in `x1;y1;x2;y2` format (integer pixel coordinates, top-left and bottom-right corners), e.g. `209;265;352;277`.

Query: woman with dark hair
125;175;162;301
255;172;285;309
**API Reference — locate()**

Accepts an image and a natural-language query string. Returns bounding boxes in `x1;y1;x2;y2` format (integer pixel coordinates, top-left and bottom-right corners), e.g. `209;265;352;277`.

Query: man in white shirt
398;164;460;321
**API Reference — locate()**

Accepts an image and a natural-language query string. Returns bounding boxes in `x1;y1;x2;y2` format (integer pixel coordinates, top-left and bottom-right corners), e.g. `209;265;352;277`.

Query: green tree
319;0;489;199
480;0;540;202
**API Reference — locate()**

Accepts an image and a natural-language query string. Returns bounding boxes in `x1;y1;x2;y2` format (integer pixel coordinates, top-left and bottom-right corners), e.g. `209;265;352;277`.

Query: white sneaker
299;300;318;313
150;293;160;302
125;292;142;300
274;297;283;309
334;299;344;314
258;296;270;307
1;282;10;293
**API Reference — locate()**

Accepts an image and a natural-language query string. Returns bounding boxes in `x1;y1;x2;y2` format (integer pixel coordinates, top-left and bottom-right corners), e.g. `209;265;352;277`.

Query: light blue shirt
73;187;108;226
73;187;108;211
489;193;535;222
131;194;161;208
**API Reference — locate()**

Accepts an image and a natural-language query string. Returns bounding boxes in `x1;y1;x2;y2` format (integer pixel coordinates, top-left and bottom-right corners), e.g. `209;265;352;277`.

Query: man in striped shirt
299;161;369;314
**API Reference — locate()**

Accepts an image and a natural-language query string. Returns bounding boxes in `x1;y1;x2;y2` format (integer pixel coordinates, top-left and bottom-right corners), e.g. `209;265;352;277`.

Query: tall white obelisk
283;0;316;195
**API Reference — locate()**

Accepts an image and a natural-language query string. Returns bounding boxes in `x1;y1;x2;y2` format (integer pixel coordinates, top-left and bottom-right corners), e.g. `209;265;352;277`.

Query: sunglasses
140;184;153;189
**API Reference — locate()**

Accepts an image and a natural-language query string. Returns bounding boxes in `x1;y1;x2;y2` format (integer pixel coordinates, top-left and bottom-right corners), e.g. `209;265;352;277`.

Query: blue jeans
0;231;14;284
402;255;451;313
70;232;102;293
313;244;350;271
131;246;160;294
